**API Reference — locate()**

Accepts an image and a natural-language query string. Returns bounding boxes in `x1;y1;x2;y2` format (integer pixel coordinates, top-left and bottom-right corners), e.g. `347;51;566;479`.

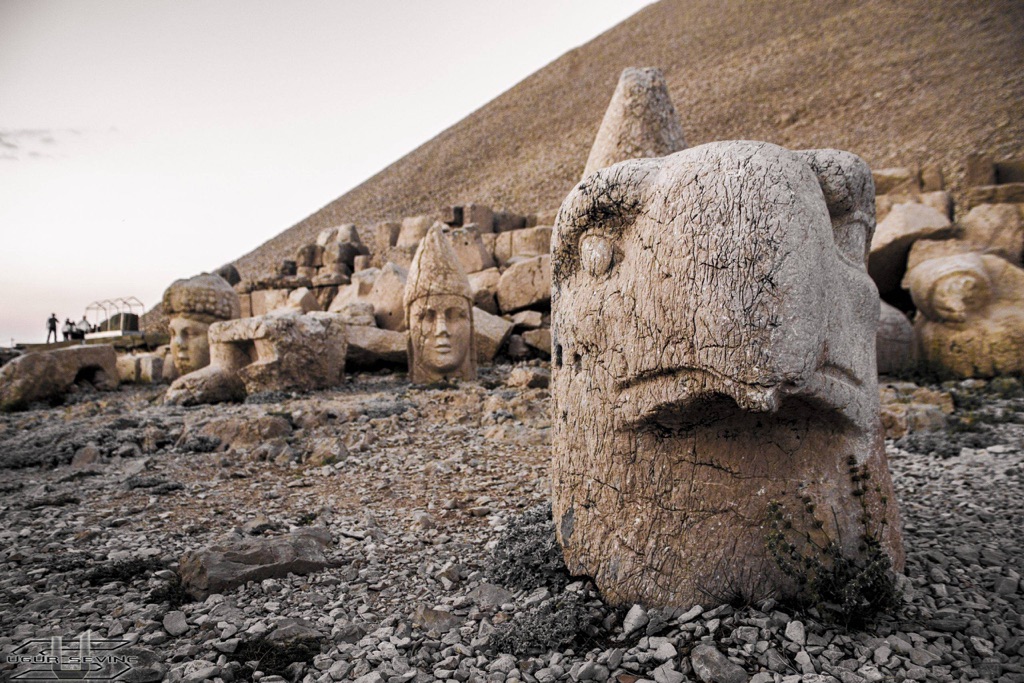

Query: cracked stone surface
551;141;903;607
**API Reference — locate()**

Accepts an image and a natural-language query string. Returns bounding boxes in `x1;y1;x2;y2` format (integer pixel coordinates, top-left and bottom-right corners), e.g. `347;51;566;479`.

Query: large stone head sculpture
904;252;1024;377
404;224;476;383
162;273;240;375
551;141;904;607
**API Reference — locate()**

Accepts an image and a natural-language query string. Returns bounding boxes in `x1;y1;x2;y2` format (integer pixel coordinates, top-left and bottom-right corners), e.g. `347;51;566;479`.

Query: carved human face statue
409;294;471;379
169;316;211;375
930;271;992;322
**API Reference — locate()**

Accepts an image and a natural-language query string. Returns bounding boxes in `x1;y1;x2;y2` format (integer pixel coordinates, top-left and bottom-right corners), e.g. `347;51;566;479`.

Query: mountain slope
234;0;1024;277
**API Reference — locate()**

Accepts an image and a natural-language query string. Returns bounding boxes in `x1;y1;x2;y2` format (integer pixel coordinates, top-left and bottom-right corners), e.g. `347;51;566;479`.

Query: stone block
0;345;118;411
496;255;551;313
345;325;407;369
238;292;252;318
117;355;141;383
472;307;513;363
493;226;553;267
397;215;435;249
468;267;501;314
287;287;321;313
869;202;954;295
294;243;323;268
463;204;494;232
250;289;291;317
327;269;378;312
877;301;915;375
873;166;919;195
448;226;495;274
521;328;551;356
139;354;165;384
959;203;1024;265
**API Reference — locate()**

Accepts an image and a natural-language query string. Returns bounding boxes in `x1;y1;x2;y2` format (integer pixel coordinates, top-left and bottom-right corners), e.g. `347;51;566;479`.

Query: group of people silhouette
45;313;94;343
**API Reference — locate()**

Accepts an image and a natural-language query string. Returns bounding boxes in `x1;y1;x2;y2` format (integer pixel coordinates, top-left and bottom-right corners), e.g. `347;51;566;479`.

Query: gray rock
690;644;748;683
623;604;649;636
177;527;336;599
163;610;189;636
784;619;806;645
469;583;514;611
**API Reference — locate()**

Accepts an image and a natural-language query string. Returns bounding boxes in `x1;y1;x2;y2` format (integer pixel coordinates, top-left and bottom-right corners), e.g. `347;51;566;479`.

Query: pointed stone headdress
404;223;472;309
583;67;687;178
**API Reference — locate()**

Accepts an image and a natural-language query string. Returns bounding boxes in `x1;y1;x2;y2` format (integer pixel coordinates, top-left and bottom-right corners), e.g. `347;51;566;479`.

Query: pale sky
0;0;652;345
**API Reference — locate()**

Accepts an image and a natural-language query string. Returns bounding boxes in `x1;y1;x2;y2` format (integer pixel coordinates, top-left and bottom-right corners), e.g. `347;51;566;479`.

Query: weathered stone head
404;224;476;383
904;252;1024;377
552;141;904;607
162;273;240;375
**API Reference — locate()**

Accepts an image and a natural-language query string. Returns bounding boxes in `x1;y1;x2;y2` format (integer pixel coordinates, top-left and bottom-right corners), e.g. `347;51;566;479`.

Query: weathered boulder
0;345;118;411
905;252;1024;378
472;307;514;363
876;190;952;223
396;215;435;249
448;226;495;274
328;269;379;312
117;355;141;383
345;325;408;369
467;268;501;314
906;238;977;274
334;302;376;327
250;289;291;317
552;142;903;607
493;226;552;267
138;354;165;384
521;328;551;356
463;204;495;232
178;528;336;600
496;255;551;313
286;287;321;313
294;243;324;268
869;202;954;294
959;202;1024;265
877;301;916;375
369;263;409;331
583;67;687;178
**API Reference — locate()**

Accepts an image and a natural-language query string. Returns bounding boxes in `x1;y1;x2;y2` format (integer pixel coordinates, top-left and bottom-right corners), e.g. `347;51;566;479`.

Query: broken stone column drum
551;141;905;607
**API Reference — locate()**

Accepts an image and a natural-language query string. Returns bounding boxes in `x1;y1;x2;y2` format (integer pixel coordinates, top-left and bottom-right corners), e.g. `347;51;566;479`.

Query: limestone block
440;205;464;227
582;67;687;178
296;266;317;279
327;269;378;312
906;253;1024;378
316;226;339;246
0;345;118;411
512;310;543;330
877;301;915;375
139;354;165;384
521;328;551;356
286;287;321;313
468;267;501;314
965;182;1024;209
872;167;919;195
353;255;372;271
311;285;339;311
463;204;494;232
250;289;291;317
238;292;252;318
345;325;408;368
448;226;495;274
472;307;513;363
496;255;551;313
334;302;376;327
552;141;903;607
313;269;350;286
493;211;527;233
959;203;1024;265
336;224;364;246
397;215;435;249
493;226;553;267
869;202;954;294
117;355;141;383
370;262;409;331
294;243;323;268
876;190;951;223
323;241;362;270
372;221;402;257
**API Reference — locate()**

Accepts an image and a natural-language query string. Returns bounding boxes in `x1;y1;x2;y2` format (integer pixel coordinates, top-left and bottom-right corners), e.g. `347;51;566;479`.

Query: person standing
46;313;58;343
62;318;73;341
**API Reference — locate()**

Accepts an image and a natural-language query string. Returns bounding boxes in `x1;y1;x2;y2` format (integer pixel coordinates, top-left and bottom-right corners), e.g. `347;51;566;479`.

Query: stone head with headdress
162;273;240;375
404;223;476;383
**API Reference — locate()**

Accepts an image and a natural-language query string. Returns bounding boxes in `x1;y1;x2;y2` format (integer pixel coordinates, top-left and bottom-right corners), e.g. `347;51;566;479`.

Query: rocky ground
0;366;1022;683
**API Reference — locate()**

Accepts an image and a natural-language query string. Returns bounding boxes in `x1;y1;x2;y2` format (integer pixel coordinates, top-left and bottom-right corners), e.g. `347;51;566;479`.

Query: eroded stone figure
404;224;476;383
552;141;904;607
162;274;240;375
903;253;1024;378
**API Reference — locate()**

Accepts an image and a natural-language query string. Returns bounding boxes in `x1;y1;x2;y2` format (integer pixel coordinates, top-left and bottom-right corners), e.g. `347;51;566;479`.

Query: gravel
0;368;1021;683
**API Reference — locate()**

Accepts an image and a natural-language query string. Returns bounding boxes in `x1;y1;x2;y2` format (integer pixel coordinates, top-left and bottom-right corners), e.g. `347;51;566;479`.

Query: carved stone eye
580;234;614;276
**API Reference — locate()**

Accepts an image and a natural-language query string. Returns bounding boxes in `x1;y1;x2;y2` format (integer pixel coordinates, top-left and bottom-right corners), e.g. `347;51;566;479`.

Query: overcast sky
0;0;651;345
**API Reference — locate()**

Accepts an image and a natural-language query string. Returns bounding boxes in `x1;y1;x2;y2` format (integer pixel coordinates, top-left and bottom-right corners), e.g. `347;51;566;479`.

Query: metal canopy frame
84;297;144;333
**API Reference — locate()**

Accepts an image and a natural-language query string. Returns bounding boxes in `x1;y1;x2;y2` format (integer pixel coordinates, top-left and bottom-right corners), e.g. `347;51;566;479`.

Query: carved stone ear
796;149;876;266
553;157;662;280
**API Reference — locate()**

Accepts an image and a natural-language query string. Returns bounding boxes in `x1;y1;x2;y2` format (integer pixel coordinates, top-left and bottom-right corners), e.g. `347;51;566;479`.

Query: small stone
994;576;1020;595
677;605;703;624
623;604;649;636
794;650;814;675
652;641;677;663
163;611;189;637
488;654;517;674
784;620;805;645
652;663;685;683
